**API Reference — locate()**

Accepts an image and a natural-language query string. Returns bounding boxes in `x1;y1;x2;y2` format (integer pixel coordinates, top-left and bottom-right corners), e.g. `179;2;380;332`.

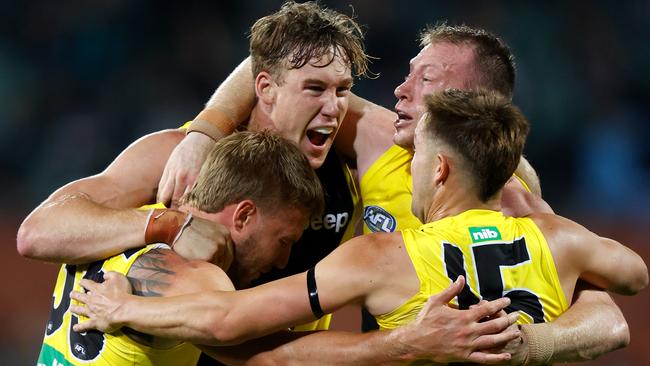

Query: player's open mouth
306;127;334;146
396;110;413;122
395;110;414;129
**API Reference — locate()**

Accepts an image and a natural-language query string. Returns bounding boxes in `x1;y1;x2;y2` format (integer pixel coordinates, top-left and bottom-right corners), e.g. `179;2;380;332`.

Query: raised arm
157;57;256;205
17;130;231;266
334;93;396;176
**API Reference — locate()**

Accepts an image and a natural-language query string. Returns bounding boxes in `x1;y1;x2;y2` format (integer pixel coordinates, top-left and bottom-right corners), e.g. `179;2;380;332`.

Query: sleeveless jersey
361;144;531;234
37;243;201;365
375;209;568;330
37;203;201;365
252;150;360;330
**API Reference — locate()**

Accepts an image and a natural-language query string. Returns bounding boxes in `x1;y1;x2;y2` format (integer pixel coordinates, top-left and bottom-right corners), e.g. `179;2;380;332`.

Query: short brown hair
249;1;369;80
422;89;529;202
420;24;515;99
184;131;324;217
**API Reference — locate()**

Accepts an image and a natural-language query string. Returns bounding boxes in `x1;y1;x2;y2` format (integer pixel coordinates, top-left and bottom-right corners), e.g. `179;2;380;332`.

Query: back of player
37;243;200;366
376;209;569;330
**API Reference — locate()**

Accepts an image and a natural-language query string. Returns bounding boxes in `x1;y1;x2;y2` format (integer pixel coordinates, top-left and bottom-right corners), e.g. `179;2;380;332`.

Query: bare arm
246;279;519;366
494;282;629;365
17;130;232;266
157;57;256;205
536;214;648;296
334;93;396;177
72;234;518;364
17;130;183;263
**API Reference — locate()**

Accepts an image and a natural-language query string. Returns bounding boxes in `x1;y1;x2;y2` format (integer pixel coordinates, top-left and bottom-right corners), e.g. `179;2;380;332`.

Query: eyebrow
303;77;354;88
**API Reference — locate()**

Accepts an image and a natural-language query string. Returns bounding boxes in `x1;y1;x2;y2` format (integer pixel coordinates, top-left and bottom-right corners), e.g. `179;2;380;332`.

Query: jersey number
47;262;106;360
443;237;545;323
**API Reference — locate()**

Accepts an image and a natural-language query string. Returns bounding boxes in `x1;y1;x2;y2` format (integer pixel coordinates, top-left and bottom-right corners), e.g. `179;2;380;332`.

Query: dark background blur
3;0;649;364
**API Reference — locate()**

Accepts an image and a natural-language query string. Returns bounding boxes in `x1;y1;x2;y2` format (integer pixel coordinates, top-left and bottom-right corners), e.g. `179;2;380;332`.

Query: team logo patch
363;206;397;232
469;226;502;243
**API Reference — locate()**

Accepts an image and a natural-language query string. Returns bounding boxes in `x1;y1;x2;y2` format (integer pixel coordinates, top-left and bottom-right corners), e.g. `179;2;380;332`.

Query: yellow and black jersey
376;209;568;330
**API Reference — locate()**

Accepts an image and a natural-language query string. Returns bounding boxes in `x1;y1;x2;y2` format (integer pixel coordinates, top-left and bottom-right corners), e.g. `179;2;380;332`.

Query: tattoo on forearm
126;249;178;297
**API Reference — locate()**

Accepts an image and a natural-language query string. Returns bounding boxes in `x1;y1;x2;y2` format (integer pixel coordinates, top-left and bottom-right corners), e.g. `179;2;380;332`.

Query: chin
393;132;415;149
308;154;327;169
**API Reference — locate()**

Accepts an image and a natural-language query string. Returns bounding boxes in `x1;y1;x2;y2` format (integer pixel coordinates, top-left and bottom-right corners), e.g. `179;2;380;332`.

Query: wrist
144;209;193;246
113;294;138;330
188;109;236;140
385;325;419;362
520;323;555;365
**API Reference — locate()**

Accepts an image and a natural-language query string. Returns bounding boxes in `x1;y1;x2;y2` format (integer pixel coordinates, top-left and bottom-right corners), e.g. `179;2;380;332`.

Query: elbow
206;318;246;346
16;219;41;259
625;259;648;295
204;301;247;346
638;260;649;293
609;314;630;351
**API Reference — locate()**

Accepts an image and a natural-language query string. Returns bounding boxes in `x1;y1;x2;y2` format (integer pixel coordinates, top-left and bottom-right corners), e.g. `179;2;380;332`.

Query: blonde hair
249;1;369;81
184;131;324;216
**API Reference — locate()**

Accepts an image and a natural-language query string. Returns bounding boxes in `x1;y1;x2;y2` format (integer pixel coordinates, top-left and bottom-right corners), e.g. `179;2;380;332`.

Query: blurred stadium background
2;1;648;364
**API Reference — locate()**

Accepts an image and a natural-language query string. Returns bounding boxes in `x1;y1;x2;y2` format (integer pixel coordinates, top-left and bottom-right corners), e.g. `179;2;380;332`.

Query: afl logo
363;206;397;232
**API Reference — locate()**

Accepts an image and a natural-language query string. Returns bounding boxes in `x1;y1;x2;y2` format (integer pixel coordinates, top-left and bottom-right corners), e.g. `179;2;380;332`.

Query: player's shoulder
527;213;592;252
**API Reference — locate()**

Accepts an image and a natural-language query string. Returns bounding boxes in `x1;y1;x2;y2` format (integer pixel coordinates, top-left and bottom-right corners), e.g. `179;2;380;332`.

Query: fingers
476;311;519;335
171;176;187;208
70;290;89;304
470;297;511;321
429;275;466;306
78;278;101;293
157;168;173;205
473;325;522;350
103;270;124;282
470;299;488;310
467;350;512;365
72;319;97;333
70;304;90;318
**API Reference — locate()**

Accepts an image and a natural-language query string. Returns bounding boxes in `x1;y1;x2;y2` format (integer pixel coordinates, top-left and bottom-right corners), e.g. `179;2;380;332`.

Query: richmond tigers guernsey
375;209;569;330
37;243;201;366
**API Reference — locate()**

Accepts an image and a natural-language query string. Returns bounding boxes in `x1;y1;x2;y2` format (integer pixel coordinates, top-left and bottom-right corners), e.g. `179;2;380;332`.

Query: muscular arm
73;234;518;364
536;214;648;296
536;283;629;364
17;130;183;263
334;93;396;177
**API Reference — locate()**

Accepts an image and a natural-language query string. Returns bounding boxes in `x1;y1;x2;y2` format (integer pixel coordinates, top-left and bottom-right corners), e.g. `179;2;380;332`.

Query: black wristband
307;267;325;319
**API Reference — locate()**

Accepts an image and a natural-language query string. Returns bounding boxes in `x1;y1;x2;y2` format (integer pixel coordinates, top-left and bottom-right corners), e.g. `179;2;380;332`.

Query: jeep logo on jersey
469;226;502;243
363;206;397;232
310;212;349;233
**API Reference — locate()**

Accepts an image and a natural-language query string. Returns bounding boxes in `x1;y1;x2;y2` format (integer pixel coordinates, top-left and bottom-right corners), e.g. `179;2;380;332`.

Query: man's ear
232;200;257;232
255;71;275;105
434;153;450;186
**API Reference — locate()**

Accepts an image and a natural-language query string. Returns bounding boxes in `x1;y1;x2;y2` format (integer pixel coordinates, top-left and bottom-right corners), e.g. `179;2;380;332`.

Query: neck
248;104;274;132
425;189;502;223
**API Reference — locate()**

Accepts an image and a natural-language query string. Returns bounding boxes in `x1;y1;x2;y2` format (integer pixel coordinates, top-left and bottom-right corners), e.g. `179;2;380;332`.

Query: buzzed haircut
420;24;515;99
422;89;529;202
184;131;324;217
249;1;369;81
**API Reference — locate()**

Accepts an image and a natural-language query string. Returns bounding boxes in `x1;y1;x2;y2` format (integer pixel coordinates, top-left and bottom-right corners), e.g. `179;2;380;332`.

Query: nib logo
469;226;501;243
